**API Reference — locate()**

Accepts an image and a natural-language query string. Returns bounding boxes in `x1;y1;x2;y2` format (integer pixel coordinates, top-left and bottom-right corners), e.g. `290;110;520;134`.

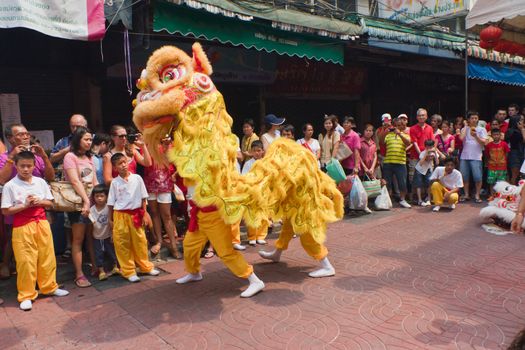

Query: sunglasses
114;134;127;139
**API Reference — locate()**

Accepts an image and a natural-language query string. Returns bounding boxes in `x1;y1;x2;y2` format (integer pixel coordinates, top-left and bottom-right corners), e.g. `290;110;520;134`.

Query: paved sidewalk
1;202;525;349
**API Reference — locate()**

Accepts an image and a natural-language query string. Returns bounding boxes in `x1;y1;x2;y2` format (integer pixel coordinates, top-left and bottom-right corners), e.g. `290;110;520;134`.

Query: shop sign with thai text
0;0;105;41
379;0;468;23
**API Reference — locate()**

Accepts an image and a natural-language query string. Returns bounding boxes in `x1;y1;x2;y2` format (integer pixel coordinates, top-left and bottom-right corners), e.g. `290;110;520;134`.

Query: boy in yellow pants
1;151;69;311
259;218;335;278
429;157;463;212
107;153;160;282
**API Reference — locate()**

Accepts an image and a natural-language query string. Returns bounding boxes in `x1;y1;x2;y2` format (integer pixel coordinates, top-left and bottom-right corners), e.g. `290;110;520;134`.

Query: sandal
150;243;161;255
204;250;215;259
62;249;71;259
74;275;92;288
169;246;182;260
460;197;470;202
475;198;483;203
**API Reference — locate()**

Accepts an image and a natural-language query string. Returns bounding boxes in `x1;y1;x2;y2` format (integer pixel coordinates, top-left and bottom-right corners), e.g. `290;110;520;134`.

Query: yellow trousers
231;222;241;244
113;211;154;278
247;220;269;241
275;219;328;261
431;182;459;206
184;210;253;278
12;220;58;302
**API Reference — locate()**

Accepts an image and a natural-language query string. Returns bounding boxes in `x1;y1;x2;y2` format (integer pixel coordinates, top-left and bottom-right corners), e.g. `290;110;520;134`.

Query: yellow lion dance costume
133;43;343;297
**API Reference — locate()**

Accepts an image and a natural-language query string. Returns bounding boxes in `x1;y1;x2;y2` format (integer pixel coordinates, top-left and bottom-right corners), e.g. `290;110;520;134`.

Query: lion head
132;43;213;164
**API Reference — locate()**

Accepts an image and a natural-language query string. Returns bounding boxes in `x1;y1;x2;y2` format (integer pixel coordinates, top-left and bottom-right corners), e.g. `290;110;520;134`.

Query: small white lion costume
479;180;525;227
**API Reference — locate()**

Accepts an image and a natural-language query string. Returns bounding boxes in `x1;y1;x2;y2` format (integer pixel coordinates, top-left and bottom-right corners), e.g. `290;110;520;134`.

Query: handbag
362;175;382;198
335;141;353;162
49;181;93;212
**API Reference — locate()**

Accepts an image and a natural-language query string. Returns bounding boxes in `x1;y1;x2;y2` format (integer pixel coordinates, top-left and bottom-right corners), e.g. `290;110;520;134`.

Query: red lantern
494;39;512;54
507;42;521;56
479;40;490;50
480;25;503;48
517;45;525;58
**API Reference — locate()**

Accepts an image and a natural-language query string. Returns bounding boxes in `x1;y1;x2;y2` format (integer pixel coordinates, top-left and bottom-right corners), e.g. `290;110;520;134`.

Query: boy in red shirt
485;128;510;196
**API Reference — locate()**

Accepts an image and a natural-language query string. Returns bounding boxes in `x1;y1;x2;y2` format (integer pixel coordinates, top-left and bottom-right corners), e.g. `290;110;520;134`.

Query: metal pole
464;31;469;115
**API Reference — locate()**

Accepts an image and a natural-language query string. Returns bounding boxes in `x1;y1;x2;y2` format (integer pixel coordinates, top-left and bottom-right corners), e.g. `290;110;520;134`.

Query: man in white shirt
429;157;464;212
459;111;488;202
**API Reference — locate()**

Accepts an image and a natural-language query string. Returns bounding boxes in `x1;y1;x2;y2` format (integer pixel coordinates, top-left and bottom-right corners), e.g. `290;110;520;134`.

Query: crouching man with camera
102;125;152;186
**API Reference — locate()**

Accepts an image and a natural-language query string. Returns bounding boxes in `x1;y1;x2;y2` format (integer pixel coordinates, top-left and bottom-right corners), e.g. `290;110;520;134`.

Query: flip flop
460;197;470;202
475;198;483;203
150;243;161;255
74;275;92;288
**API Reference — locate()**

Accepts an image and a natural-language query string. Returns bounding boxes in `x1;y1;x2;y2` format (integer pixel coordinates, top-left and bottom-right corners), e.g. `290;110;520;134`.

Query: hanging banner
0;0;105;41
0;93;21;130
379;0;468;23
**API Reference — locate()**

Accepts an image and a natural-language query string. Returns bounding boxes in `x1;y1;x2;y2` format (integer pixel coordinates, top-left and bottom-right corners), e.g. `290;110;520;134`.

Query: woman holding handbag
340;116;361;175
319;115;341;170
63;127;98;288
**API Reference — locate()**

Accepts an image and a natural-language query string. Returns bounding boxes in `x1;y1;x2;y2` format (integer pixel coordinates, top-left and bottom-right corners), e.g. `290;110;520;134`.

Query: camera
127;133;138;143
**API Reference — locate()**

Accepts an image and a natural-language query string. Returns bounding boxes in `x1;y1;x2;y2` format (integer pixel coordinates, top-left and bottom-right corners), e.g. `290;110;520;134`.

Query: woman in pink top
144;136;180;259
359;124;378;178
102;125;152;185
436;120;455;158
63;127;98;288
340;116;361;175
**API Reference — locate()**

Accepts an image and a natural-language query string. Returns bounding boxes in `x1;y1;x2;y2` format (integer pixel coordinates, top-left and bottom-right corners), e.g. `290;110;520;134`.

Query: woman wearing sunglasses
102;125;152;185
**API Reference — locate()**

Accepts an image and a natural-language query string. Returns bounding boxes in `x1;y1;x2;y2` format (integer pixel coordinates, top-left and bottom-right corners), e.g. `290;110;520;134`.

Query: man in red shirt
408;108;435;199
485;109;508;134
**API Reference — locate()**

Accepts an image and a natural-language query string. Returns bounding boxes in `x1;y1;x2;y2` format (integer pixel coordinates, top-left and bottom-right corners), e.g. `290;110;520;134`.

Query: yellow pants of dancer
248;220;269;241
275;219;328;261
12;221;58;302
231;221;269;243
184;210;253;278
431;182;459;206
231;222;241;244
113;211;154;278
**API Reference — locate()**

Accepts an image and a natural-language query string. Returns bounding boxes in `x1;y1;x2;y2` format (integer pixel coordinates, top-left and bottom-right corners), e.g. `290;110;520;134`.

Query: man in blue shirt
50;114;88;164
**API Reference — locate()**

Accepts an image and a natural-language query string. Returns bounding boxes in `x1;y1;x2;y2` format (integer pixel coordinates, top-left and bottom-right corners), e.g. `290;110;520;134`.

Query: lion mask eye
160;64;186;83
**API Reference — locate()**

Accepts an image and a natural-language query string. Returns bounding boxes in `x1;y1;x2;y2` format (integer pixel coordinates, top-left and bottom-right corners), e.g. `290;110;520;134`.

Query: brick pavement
1;202;525;349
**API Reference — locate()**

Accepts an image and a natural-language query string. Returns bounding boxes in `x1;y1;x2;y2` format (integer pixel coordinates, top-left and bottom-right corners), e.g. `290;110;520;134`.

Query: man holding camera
50;114;88;166
0;123;55;279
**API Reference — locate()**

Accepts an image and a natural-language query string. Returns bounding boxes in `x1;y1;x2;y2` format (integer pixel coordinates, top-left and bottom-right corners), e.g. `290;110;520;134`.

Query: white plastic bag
374;186;392;210
349;176;368;210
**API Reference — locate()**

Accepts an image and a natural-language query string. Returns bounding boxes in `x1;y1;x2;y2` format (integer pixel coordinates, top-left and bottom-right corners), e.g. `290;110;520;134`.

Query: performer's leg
231;222;245;250
176;226;208;284
259;219;293;262
299;232;335;278
204;211;264;297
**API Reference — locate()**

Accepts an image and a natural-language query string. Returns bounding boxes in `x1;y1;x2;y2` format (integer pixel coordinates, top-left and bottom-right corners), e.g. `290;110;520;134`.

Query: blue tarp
468;60;525;87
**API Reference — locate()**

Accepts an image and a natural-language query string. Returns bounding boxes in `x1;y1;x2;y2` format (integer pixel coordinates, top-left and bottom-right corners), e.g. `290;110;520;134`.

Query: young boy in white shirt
414;139;439;206
89;184;119;281
107;153;160;282
1;151;69;311
241;140;269;245
430;157;464;212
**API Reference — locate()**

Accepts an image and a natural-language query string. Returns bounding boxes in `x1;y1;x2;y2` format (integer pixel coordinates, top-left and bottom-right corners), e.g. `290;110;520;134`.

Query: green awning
154;0;344;64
